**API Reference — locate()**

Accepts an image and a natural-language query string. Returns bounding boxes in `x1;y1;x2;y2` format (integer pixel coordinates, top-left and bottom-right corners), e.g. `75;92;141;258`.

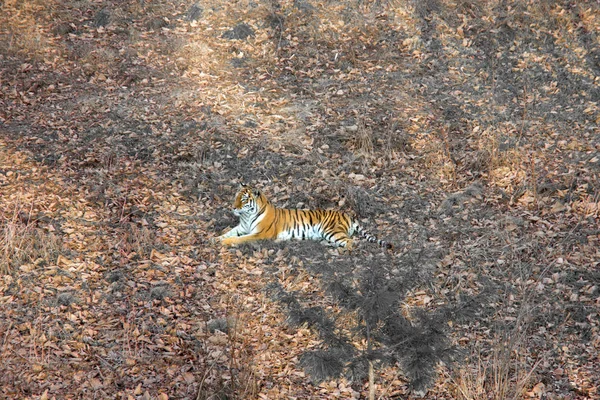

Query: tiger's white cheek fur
232;205;265;236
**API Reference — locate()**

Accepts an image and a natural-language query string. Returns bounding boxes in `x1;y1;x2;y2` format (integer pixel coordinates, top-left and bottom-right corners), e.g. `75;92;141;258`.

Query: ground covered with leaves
1;0;599;398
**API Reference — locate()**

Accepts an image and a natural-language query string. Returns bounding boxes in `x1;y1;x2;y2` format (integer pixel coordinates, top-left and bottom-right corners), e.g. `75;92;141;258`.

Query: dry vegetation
1;0;599;398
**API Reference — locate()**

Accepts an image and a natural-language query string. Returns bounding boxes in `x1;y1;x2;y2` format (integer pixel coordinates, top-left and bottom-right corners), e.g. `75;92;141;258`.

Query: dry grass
451;303;542;400
1;0;598;397
452;342;541;400
354;117;375;158
0;0;57;59
196;308;259;400
0;205;62;275
118;222;158;260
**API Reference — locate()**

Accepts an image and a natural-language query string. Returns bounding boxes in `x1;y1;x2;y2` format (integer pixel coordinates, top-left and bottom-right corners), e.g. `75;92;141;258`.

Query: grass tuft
0;206;62;275
451;309;542;400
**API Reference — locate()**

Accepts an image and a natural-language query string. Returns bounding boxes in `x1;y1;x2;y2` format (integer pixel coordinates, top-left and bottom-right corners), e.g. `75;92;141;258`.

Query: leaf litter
0;0;599;398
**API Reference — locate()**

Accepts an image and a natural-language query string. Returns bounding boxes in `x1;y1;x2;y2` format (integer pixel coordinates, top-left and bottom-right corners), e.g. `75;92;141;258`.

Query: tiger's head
232;184;266;216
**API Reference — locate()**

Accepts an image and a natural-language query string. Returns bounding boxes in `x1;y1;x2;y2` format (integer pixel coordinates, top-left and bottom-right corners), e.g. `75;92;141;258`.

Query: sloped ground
0;0;599;398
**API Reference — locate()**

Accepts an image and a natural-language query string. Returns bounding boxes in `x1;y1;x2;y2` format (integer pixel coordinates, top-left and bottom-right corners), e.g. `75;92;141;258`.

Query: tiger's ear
253;189;261;197
240;183;248;188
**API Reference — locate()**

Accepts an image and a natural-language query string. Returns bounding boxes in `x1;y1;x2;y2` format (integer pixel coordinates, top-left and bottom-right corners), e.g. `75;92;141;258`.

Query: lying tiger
216;184;392;250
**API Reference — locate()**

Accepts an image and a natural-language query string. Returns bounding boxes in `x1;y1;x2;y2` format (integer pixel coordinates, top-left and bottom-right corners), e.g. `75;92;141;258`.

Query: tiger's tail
355;225;393;250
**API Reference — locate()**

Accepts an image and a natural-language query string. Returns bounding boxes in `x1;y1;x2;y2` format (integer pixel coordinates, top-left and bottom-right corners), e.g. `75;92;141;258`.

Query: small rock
463;182;484;197
54;22;76;36
294;0;316;13
230;57;248;68
57;292;76;306
185;3;203;21
146;16;168;31
222;23;255;40
150;285;170;300
93;8;110;28
106;271;122;283
207;317;237;333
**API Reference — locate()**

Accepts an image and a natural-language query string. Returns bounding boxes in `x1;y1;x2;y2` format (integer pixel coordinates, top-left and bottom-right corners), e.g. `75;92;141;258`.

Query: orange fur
217;184;391;250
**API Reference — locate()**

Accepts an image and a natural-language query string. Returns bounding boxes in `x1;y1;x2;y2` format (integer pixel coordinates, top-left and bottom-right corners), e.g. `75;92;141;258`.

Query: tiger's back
217;184;392;250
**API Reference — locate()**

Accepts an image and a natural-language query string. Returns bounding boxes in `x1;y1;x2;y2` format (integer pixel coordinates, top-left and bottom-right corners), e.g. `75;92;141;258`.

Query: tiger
216;184;392;250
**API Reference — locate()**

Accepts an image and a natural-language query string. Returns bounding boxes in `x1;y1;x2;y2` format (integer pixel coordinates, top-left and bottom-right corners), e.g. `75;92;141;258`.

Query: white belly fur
276;224;324;241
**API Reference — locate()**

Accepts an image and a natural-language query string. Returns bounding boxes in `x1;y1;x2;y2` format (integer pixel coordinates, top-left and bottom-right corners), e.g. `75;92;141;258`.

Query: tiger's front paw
220;237;237;246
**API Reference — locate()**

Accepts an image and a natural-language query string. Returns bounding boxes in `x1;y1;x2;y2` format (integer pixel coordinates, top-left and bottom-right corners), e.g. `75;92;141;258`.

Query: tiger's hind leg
325;234;354;251
343;238;354;251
